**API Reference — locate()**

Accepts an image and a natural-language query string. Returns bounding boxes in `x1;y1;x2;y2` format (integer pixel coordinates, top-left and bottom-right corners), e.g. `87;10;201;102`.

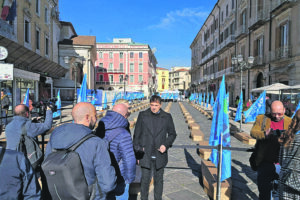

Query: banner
244;91;266;123
77;74;87;103
53;90;61;118
235;91;243;122
22;88;30;107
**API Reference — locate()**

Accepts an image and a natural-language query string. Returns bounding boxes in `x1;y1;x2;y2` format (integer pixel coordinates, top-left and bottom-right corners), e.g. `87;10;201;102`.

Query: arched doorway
256;72;264;88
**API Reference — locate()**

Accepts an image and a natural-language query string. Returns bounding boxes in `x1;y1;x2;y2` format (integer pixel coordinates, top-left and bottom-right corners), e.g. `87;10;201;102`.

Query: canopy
251;83;290;94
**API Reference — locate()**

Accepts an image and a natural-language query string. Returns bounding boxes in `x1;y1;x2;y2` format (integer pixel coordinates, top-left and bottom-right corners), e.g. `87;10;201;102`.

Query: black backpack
41;134;100;200
17;122;43;170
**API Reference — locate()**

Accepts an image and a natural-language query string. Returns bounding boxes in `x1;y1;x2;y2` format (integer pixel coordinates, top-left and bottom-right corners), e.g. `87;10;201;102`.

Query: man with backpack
43;102;116;200
96;103;136;200
5;104;53;151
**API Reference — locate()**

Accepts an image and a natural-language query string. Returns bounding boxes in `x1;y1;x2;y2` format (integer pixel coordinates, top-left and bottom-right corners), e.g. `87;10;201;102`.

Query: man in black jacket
133;95;177;200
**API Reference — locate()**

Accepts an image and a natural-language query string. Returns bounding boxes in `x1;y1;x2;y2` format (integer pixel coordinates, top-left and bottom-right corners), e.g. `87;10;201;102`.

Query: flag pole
216;131;223;200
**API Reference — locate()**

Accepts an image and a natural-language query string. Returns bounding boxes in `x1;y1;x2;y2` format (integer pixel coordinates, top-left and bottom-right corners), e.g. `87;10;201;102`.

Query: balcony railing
0;19;17;41
253;55;266;65
107;68;124;73
236;25;247;37
269;46;292;61
249;9;268;27
95;81;124;85
271;0;297;11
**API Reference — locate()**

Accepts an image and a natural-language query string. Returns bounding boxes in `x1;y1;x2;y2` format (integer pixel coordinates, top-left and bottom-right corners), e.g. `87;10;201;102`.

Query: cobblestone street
129;101;259;200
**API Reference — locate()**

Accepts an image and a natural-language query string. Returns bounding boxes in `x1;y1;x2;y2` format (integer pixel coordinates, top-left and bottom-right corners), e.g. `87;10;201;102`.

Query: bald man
96;103;136;200
45;102;116;200
6;104;53;150
250;100;292;200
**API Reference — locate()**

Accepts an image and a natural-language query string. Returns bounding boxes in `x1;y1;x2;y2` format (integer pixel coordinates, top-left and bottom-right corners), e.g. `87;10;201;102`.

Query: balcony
253;55;266;66
269;46;292;62
0;19;17;41
271;0;297;13
107;68;124;73
95;81;124;85
236;25;247;39
215;67;235;79
249;9;268;29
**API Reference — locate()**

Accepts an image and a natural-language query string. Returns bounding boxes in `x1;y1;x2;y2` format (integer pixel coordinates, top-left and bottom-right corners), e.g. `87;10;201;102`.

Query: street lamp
64;56;86;105
120;74;128;94
231;54;254;132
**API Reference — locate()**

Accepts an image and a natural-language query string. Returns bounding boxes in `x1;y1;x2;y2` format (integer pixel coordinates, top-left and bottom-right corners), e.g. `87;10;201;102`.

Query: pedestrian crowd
0;95;177;200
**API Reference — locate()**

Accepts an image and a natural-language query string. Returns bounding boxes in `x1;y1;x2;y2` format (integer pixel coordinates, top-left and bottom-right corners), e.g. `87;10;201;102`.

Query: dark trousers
257;162;277;200
140;159;164;200
1;110;7;125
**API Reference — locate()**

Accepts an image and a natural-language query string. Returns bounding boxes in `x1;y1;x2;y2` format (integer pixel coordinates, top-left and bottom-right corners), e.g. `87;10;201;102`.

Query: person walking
45;102;116;200
0;89;10;127
97;103;136;200
250;100;292;200
278;109;300;199
133;95;177;200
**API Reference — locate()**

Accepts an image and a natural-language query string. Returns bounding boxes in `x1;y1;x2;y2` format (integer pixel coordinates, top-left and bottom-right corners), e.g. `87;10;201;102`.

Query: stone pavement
130;101;259;200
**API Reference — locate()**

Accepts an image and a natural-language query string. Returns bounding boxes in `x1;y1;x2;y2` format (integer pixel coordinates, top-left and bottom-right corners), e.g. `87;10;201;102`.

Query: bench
198;141;211;160
234;132;256;146
188;123;200;130
191;129;204;141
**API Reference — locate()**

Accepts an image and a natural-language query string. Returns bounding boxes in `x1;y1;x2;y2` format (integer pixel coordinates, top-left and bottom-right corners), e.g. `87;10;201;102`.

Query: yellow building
156;67;169;92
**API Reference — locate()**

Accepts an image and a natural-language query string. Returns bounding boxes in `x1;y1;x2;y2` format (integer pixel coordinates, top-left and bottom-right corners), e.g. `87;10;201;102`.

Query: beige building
0;0;67;108
190;0;300;106
156;67;169;92
169;67;191;93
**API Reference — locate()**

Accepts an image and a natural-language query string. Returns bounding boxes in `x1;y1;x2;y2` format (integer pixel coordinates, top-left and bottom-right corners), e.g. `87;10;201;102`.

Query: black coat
133;108;177;169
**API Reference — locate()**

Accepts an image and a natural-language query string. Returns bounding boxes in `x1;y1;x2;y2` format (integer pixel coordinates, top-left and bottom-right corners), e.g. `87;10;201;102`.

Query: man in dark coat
133;95;177;200
0;89;10;127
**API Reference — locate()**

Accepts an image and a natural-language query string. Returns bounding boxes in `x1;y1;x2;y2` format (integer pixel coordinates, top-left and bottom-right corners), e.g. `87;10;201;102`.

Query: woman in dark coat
279;109;300;199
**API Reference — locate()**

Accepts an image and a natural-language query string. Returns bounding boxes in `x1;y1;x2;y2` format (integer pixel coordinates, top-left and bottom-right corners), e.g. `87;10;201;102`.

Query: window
24;20;30;43
138;63;143;72
36;0;40;15
120;52;123;59
138;75;143;82
224;28;229;39
44;7;48;24
130;75;134;83
241;10;246;26
280;23;288;47
109;63;113;71
232;0;234;9
139;52;143;58
45;37;49;56
221;11;224;22
249;0;252;18
119;75;123;83
130;63;134;72
257;37;264;56
119;63;124;72
36;29;40;50
130;52;134;58
99;75;103;82
99;52;103;58
230;22;235;34
226;5;228;17
109;75;113;82
99;63;103;68
109;52;113;59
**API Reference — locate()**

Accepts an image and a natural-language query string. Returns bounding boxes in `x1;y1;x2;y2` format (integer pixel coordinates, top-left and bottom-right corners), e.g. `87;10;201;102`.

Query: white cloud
148;8;209;30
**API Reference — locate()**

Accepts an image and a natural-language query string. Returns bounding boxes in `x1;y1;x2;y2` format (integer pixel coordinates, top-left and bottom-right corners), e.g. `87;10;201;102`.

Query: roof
72;36;96;46
156;67;169;71
60;21;77;36
176;69;190;72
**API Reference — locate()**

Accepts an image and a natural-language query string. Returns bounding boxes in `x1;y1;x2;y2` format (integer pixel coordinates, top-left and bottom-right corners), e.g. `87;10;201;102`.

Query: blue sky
60;0;217;69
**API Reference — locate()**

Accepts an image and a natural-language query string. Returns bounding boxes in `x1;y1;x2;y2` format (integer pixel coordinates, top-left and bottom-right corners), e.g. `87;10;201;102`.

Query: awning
251;83;290;94
0;36;68;78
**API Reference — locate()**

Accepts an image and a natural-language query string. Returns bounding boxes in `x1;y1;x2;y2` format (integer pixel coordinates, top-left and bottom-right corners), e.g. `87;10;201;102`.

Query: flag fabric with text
243;90;266;123
209;75;231;181
22;88;30;107
77;74;87;103
235;91;243;122
292;101;300;118
53;90;61;118
199;93;202;105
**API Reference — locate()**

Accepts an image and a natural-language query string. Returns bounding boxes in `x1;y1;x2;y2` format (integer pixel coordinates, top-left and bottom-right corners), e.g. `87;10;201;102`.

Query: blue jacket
6;110;53;150
45;123;116;200
101;110;136;184
0;147;41;199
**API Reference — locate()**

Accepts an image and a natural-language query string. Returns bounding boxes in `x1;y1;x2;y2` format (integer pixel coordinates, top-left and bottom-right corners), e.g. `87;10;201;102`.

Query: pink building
95;38;157;96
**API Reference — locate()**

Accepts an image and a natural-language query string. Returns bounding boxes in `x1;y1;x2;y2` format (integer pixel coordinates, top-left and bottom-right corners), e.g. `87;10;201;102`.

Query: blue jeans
116;184;129;200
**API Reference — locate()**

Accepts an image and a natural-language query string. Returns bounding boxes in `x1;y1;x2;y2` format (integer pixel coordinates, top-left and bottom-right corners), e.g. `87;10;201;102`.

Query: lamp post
231;54;254;132
64;56;86;106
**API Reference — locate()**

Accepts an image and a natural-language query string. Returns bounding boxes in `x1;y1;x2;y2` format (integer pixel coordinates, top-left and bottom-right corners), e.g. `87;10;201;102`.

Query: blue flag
23;88;30;107
292;101;300;118
209;75;231;181
203;93;206;106
103;92;107;110
244;91;266;123
53;90;61;118
199;93;202;105
235;91;243;122
91;90;96;105
78;74;87;103
210;92;214;107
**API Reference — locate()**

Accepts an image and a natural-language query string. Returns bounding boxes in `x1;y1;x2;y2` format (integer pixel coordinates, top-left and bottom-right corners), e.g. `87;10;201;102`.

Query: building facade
156;67;169;92
190;0;300;106
169;67;191;94
0;0;67;110
95;38;157;97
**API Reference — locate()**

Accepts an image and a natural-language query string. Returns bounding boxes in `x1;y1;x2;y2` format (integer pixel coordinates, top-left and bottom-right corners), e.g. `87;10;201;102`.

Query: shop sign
0;63;13;80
